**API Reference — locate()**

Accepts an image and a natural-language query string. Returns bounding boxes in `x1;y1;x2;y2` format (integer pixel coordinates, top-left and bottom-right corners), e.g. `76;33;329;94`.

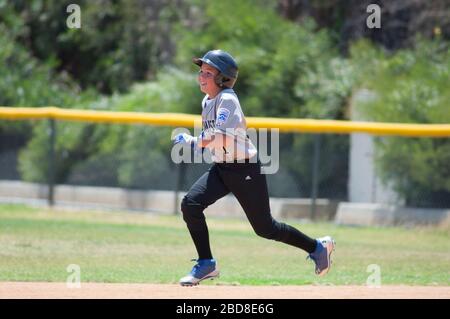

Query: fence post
48;119;56;206
310;134;321;220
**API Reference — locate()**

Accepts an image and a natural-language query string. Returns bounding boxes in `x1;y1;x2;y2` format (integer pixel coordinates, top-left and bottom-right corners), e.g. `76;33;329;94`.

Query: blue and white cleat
179;259;220;286
308;236;336;276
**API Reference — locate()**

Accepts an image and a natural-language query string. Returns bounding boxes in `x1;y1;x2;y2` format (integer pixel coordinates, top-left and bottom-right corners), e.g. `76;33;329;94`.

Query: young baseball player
172;50;335;286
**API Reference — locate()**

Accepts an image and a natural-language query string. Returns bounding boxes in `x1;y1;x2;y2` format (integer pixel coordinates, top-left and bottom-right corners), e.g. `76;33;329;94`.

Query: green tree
1;0;187;94
351;39;450;207
18;68;202;189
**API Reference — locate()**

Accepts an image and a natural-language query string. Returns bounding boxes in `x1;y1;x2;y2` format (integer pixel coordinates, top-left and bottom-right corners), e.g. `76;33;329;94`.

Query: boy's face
198;63;221;97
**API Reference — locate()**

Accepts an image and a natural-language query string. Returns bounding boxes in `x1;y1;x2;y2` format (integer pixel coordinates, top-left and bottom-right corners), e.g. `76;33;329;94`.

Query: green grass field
0;203;448;286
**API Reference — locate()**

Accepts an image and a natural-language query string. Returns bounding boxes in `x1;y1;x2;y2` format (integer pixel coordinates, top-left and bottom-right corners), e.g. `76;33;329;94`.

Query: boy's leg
181;164;230;259
218;162;317;254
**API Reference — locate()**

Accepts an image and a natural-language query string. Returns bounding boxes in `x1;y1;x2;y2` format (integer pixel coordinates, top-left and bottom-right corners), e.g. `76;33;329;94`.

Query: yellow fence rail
1;106;449;137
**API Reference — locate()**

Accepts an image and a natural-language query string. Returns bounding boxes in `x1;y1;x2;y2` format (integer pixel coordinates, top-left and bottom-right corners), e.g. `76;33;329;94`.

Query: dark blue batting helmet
193;50;238;88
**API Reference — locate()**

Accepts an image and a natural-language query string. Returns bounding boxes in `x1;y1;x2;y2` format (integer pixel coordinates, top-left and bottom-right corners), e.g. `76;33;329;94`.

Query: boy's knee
253;219;289;242
180;196;190;213
180;196;192;221
253;223;278;240
255;229;276;240
181;196;204;222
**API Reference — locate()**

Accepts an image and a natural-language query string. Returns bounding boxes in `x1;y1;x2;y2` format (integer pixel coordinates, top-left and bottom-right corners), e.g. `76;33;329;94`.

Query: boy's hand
173;133;197;147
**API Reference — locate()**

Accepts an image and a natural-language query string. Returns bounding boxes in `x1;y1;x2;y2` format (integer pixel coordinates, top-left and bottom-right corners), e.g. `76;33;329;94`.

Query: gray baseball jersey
201;88;257;163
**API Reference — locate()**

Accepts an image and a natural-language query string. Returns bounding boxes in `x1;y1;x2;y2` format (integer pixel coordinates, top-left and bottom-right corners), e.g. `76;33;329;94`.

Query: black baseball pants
181;160;317;260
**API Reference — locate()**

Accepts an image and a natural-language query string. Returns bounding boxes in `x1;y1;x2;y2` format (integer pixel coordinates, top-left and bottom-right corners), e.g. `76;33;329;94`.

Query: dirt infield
0;282;449;299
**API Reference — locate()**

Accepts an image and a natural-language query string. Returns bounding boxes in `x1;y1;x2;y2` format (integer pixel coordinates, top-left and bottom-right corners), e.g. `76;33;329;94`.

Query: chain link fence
0;118;449;214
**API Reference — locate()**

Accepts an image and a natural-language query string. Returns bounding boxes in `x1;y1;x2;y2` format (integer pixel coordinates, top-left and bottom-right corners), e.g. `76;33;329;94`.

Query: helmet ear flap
225;77;237;88
214;74;237;88
214;74;226;87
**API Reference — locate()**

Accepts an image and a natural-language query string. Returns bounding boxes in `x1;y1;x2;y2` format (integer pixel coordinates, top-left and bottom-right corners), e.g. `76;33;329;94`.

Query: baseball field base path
1;282;449;299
